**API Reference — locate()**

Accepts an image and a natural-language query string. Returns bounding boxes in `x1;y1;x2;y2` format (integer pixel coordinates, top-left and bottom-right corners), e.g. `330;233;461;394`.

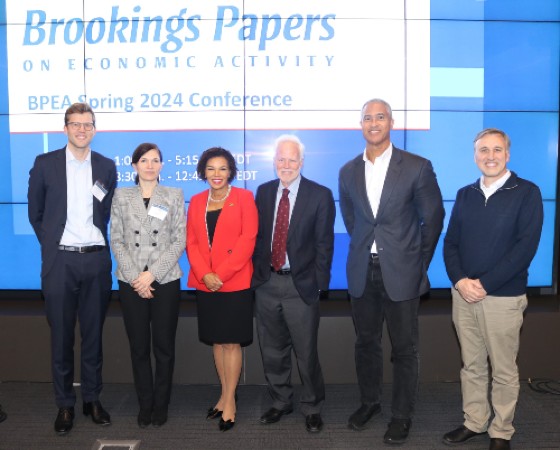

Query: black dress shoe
206;407;223;420
443;425;487;445
348;403;381;431
152;409;168;428
219;418;235;432
83;401;111;426
260;407;293;424
54;407;75;434
305;414;323;433
490;438;511;450
383;418;412;445
137;409;151;428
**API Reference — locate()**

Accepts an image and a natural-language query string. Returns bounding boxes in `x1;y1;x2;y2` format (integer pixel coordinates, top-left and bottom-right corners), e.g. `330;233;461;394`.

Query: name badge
148;204;168;221
92;180;108;202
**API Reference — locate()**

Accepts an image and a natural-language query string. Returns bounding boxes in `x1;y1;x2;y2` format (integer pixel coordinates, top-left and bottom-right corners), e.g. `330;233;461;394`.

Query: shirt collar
479;170;511;191
278;174;301;195
362;143;393;164
66;147;91;163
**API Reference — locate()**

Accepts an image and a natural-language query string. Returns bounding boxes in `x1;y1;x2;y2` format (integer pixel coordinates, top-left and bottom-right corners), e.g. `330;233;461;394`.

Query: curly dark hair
196;147;237;183
131;142;163;185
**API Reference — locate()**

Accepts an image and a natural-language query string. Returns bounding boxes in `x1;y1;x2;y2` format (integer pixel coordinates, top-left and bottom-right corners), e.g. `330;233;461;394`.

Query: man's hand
456;278;487;303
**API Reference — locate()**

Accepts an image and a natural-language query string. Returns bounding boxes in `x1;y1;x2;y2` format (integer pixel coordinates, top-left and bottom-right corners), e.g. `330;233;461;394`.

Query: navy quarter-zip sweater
443;172;543;296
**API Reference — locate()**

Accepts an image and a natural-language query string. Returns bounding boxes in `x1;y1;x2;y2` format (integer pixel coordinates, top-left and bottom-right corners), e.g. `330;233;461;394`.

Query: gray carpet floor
0;382;558;450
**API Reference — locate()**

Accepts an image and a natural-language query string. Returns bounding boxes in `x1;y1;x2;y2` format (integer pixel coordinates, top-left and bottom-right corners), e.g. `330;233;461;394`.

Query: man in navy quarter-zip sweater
442;128;543;450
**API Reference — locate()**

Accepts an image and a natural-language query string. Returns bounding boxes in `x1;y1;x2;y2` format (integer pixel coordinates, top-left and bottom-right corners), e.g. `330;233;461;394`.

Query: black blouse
206;209;222;246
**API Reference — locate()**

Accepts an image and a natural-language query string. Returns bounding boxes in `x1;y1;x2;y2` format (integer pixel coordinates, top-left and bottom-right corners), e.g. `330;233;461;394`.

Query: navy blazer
28;147;117;277
251;176;336;304
339;147;444;301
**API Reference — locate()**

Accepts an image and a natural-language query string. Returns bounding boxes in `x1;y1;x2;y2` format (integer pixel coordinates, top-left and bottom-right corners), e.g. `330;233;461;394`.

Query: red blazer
186;186;258;292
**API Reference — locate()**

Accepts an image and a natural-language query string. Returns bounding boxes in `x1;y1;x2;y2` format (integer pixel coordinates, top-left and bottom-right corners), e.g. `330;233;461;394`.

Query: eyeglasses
67;122;95;131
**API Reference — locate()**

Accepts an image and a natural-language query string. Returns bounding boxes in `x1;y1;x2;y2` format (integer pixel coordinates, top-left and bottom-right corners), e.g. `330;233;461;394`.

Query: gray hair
274;134;305;160
473;128;511;152
360;98;393;120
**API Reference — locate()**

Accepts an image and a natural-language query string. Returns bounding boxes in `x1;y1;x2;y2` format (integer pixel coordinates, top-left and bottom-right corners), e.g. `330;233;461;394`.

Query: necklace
209;185;231;202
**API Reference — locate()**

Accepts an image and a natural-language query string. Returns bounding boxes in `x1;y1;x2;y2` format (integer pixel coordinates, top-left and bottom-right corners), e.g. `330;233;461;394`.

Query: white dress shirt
364;143;393;253
60;148;105;246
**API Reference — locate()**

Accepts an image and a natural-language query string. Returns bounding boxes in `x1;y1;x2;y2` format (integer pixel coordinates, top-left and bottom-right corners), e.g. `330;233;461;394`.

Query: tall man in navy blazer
339;99;444;444
252;134;335;433
28;103;117;435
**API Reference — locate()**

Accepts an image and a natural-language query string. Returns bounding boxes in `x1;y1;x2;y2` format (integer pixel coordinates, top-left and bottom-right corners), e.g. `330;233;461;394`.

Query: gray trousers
255;272;325;416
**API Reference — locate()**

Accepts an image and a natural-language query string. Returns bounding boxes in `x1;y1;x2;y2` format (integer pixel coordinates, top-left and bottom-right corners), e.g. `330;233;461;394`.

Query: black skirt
196;289;253;346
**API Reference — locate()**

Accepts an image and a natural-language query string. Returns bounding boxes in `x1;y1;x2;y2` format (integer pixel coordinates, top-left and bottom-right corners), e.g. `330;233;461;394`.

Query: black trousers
42;248;112;408
119;279;180;413
351;256;420;420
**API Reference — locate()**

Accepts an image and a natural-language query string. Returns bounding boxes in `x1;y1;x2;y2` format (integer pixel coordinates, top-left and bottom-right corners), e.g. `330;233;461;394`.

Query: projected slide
0;0;558;291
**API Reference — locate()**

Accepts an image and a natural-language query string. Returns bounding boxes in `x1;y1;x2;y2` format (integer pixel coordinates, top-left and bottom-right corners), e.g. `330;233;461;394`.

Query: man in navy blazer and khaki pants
28;103;117;435
339;99;444;445
252;134;335;433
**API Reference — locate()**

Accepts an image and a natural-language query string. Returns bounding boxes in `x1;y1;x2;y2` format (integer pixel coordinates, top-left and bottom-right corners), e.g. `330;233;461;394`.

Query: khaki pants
452;289;527;440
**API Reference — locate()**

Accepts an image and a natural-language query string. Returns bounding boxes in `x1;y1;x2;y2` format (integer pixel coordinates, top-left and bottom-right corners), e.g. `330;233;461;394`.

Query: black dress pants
351;256;420;420
119;279;180;413
42;248;112;408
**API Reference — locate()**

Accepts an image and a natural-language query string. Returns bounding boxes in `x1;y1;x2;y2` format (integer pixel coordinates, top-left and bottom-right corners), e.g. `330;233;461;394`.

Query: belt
58;245;105;253
370;253;379;260
271;266;291;276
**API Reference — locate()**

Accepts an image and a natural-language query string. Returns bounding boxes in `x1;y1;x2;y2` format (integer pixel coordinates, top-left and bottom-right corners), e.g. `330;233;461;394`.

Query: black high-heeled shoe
206;407;223;420
219;418;235;431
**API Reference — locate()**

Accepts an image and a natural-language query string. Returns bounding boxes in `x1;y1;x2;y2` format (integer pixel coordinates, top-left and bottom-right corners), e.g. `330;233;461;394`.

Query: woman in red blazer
186;147;258;432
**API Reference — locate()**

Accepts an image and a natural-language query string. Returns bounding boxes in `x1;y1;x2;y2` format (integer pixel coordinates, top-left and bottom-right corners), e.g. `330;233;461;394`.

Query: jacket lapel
264;181;280;242
377;148;402;219
55;149;68;212
353;156;375;221
288;177;307;237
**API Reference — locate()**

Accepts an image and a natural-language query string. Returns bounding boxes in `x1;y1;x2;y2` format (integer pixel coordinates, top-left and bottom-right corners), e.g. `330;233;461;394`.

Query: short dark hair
64;102;96;127
196;147;237;183
131;142;163;185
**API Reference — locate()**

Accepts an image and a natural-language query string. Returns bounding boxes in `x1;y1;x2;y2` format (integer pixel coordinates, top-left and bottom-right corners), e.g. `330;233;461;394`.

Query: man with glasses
28;102;117;435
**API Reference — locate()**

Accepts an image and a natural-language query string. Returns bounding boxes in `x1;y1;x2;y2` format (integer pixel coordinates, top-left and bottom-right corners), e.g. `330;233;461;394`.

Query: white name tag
92;180;108;202
148;204;168;221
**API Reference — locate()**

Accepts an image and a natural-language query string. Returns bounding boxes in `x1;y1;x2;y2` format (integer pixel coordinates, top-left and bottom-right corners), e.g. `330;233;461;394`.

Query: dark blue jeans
351;256;420;420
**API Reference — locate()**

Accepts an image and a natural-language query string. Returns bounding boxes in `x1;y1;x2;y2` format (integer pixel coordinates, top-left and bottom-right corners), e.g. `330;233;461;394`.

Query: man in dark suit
339;99;444;445
28;102;117;435
252;134;335;433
